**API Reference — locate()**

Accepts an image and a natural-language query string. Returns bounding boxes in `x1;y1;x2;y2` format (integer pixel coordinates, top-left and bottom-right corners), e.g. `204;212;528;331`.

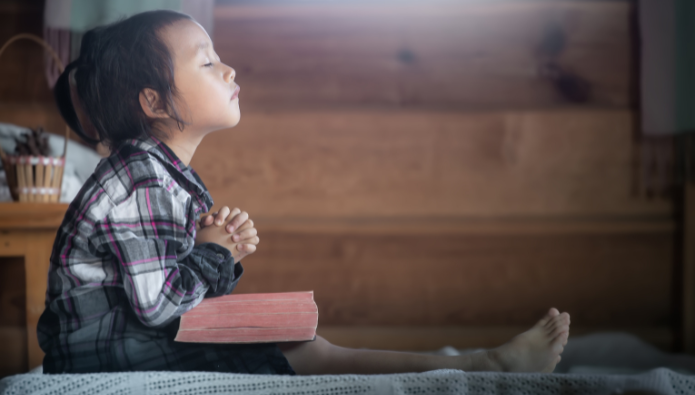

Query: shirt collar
124;136;214;212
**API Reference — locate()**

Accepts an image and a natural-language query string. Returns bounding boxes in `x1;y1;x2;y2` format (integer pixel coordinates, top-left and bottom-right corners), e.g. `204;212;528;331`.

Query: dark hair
54;10;192;150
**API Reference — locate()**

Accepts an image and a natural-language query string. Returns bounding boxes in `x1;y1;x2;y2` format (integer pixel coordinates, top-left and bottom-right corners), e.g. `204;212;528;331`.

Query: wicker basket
0;34;70;202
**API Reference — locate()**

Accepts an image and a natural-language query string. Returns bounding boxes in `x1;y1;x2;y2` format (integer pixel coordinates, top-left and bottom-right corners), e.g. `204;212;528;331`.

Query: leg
279;308;570;375
279;336;484;375
279;335;482;375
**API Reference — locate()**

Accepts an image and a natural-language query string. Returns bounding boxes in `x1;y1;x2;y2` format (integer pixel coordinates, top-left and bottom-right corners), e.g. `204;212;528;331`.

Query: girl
39;10;570;375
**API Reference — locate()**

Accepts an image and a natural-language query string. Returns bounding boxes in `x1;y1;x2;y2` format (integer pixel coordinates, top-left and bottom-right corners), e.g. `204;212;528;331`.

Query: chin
229;103;241;126
229;113;241;127
208;115;241;134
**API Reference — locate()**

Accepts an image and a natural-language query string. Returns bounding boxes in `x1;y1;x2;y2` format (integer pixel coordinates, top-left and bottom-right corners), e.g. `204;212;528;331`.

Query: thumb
201;215;214;228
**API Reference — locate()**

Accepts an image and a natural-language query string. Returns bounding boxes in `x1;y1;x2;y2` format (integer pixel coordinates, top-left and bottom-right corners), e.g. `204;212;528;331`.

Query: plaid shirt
38;137;294;375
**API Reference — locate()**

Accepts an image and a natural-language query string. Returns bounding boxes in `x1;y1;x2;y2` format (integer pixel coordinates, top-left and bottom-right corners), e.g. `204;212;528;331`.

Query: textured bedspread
1;368;694;395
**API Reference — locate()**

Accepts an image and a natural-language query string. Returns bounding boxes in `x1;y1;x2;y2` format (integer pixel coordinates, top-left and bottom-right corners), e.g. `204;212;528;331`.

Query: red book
175;291;318;343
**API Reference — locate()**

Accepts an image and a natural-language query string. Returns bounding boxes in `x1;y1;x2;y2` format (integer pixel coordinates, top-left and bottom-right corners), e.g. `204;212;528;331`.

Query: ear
139;88;169;119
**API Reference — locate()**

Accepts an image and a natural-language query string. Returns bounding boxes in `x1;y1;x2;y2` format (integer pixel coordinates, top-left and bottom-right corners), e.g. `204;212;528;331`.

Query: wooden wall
0;0;678;355
195;0;677;350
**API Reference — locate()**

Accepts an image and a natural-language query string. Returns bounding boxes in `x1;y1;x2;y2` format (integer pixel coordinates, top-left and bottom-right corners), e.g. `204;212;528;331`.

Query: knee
278;335;335;360
278;335;340;374
308;335;336;361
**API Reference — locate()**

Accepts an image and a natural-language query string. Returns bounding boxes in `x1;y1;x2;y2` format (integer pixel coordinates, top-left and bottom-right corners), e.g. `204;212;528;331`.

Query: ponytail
53;60;100;145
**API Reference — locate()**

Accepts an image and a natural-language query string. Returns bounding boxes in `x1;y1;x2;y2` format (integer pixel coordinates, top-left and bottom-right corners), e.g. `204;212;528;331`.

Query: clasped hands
195;206;259;262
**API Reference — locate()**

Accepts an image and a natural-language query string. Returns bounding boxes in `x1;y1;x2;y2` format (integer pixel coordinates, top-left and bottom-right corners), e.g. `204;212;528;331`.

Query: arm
98;185;243;327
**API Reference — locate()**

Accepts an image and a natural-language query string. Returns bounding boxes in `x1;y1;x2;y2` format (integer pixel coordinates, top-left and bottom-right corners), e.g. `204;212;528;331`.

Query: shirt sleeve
96;185;243;328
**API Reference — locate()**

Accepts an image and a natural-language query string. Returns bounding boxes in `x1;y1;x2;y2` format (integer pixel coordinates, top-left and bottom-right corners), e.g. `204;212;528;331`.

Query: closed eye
204;62;213;67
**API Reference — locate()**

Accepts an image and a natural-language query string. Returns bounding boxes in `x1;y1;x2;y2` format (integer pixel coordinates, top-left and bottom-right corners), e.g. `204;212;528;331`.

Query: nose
223;64;236;83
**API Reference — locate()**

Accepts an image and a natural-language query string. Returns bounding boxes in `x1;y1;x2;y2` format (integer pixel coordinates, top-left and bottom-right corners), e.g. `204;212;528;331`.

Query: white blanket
1;368;693;395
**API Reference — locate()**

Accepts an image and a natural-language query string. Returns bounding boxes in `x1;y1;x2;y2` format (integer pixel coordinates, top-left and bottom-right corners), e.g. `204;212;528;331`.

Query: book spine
185;301;318;316
180;312;318;330
175;327;317;343
201;292;315;304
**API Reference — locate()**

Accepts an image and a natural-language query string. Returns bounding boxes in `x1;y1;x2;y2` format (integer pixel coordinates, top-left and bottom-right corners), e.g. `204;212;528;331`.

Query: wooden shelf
0;202;68;370
0;203;69;230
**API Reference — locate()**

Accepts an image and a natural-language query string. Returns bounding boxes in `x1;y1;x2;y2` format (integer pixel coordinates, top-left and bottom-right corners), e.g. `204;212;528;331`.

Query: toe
561;312;570;323
539;308;561;327
553;331;569;347
538;309;558;327
553;312;570;324
548;313;570;332
551;324;570;339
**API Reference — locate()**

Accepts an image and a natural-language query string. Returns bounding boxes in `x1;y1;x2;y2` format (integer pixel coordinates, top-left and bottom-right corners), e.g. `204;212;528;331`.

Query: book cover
175;291;318;343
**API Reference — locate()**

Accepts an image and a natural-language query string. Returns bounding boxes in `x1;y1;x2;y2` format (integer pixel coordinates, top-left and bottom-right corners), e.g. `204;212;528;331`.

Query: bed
3;333;695;395
2;368;694;395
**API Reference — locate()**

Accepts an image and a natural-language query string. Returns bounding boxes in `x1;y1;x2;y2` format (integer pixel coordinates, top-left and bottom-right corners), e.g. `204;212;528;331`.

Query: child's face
162;19;240;134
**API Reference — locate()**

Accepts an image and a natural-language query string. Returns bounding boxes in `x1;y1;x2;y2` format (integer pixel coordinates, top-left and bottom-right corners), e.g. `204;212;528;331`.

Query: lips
231;85;240;101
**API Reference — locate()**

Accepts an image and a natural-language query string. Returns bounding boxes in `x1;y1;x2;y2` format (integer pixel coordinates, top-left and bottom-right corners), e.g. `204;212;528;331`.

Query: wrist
196;242;233;260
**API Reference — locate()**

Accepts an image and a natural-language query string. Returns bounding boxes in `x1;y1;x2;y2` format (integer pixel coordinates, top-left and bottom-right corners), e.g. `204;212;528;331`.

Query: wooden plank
0;4;52;103
213;1;633;110
254;218;675;236
23;230;56;369
0;257;25;327
233;228;674;328
0;0;635;107
683;183;695;353
0;203;68;230
0;326;27;378
193;109;672;218
317;325;674;352
0;103;68;137
0;232;26;256
0;256;26;378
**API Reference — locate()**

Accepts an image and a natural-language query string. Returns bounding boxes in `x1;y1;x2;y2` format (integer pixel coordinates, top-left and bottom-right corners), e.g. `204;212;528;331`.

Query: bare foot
483;308;570;373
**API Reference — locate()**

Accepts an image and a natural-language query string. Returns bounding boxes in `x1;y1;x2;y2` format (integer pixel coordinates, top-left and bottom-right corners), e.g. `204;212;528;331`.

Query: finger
215;206;231;225
228;207;241;221
236;236;259;246
237;243;257;254
231;219;254;235
224;210;245;233
201;214;215;228
226;211;249;233
234;236;260;246
232;227;257;242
